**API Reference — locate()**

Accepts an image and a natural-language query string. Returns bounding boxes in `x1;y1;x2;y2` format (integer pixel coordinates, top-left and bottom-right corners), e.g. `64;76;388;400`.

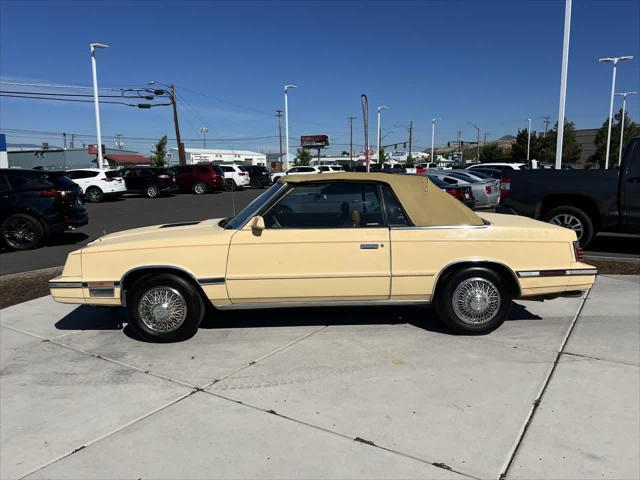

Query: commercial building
168;148;267;166
6;145;150;170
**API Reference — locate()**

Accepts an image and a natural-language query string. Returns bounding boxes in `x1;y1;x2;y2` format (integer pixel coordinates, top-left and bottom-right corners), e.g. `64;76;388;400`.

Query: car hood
478;212;576;241
84;218;231;251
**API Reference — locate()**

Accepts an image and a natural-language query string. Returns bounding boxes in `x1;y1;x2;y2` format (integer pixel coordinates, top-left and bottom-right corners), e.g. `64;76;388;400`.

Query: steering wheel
269;204;293;228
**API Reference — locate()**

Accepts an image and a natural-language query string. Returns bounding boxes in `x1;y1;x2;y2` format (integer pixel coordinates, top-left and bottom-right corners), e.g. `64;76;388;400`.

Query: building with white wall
168;148;266;166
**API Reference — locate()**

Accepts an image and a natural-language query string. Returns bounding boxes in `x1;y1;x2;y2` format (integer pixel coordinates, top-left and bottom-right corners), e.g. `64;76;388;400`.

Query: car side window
443;177;458;184
0;174;11;192
176;166;192;174
263;182;384;229
287;168;299;174
6;173;30;189
196;166;209;173
380;185;409;226
221;166;233;172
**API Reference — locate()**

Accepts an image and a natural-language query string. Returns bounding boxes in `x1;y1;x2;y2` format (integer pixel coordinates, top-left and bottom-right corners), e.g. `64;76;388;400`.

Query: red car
172;163;225;194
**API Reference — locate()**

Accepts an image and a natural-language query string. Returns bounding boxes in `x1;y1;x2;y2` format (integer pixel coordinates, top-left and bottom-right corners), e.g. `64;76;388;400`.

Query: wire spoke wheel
452;277;501;325
3;218;37;247
549;213;584;240
138;286;187;333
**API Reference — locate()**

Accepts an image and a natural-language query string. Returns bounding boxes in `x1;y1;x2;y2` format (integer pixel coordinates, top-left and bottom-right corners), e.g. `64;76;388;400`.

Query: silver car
428;170;500;209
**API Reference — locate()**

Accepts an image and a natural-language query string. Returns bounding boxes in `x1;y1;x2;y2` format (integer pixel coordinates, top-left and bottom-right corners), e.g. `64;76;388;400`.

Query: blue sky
1;0;639;156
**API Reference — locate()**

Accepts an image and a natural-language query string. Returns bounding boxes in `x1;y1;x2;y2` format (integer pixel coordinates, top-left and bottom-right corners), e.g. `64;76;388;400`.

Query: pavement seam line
48;337;198;389
498;287;591;480
17;391;194;480
203;388;481;480
201;324;329;389
0;322;49;340
561;350;640;369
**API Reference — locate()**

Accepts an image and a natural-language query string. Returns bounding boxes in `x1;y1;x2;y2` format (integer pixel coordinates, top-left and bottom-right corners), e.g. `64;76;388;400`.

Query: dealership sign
301;135;329;148
88;144;105;155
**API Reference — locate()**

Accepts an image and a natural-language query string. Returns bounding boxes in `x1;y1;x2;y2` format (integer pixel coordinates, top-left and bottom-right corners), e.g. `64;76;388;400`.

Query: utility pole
407;120;413;162
431;118;436;164
169;85;186;165
115;134;124;149
70;133;75;149
200;127;208;148
276;110;284;168
457;130;463;165
484;132;490;144
543;116;551;137
63;132;67;149
348;115;356;162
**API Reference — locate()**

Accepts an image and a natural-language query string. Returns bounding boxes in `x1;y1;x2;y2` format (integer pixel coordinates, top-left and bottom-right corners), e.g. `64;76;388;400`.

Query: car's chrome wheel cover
147;186;159;197
138;287;187;333
194;183;205;194
549;213;584;240
4;218;37;247
452;277;501;325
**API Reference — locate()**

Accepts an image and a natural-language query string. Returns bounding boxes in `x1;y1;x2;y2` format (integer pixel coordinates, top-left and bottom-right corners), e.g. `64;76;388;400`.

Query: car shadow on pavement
53;302;542;342
55;305;125;331
43;232;89;247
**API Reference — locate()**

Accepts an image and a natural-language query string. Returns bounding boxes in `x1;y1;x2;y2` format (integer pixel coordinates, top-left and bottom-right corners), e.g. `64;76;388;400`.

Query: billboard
88;144;105;155
301;135;329;148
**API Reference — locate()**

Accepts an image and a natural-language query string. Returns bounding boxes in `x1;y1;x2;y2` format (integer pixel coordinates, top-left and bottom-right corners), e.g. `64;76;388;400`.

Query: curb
0;266;63;282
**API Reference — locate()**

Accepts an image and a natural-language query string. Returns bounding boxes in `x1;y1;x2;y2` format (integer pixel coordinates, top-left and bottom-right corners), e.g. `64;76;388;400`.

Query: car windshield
224;182;285;229
427;175;449;188
464;170;489;180
448;172;479;183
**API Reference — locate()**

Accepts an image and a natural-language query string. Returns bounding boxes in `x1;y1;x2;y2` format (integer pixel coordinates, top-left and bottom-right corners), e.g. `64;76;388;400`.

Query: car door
225;181;391;303
620;139;640;231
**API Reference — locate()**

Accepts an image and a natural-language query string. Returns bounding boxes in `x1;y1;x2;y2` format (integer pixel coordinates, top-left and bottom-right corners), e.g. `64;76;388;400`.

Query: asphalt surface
0;189;638;276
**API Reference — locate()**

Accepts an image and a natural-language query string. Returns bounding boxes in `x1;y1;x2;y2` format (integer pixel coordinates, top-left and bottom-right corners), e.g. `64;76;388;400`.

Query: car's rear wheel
127;273;205;342
85;186;104;203
192;181;207;195
146;185;160;198
250;178;263;189
1;213;44;250
544;206;594;248
224;179;237;192
435;267;511;334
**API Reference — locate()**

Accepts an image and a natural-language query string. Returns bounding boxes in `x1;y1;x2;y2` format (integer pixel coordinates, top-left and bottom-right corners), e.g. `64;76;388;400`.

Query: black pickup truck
497;136;640;247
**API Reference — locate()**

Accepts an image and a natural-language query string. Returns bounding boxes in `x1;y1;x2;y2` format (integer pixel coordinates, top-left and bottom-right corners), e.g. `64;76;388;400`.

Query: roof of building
104;154;151;165
280;172;482;227
179;148;266;156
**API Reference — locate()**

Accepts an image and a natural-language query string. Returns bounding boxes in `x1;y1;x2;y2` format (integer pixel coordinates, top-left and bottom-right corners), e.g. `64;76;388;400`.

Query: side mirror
250;215;265;234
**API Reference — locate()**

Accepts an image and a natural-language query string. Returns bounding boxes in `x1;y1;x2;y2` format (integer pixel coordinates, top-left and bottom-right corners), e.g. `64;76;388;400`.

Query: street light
284;84;297;170
376;106;388;163
200;127;209;148
431;118;437;164
615;91;637;166
527;118;532;161
90;42;108;169
599;55;634;169
467;122;480;162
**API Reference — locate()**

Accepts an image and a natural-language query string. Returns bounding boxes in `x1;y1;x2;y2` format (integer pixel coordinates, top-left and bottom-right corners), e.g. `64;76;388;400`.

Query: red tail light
573;241;584;262
500;175;511;199
104;177;113;182
39;189;68;199
485;185;492;194
156;174;170;179
239;172;247;176
446;188;461;198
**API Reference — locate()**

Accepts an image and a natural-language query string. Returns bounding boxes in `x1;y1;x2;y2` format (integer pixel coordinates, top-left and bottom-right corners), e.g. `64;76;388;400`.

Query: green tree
294;148;312;166
546;120;581;165
511;129;542;160
480;142;508;161
150;135;168;167
378;147;387;163
589;108;640;168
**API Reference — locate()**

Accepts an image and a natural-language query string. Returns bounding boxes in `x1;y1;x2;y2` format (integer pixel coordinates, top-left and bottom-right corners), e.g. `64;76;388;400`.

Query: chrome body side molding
517;269;598;278
214;299;431;310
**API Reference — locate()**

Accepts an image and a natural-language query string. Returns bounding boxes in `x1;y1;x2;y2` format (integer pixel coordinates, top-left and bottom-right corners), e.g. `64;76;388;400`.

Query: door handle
360;243;379;249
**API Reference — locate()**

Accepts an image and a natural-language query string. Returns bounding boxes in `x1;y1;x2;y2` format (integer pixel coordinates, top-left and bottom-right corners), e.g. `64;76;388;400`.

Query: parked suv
121;167;178;198
219;164;250;191
172;163;224;194
271;166;321;183
245;165;272;189
66;168;126;202
0;169;88;250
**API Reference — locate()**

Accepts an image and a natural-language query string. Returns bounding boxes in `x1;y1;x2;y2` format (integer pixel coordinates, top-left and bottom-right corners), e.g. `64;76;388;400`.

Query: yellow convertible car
50;173;596;342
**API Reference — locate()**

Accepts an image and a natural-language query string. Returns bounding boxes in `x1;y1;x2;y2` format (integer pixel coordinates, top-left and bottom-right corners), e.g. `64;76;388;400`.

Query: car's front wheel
435;267;511;334
127;273;205;342
1;213;45;250
250;178;263;189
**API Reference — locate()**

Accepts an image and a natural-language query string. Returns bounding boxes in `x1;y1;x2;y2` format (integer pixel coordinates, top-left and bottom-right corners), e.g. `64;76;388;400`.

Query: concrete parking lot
1;275;638;479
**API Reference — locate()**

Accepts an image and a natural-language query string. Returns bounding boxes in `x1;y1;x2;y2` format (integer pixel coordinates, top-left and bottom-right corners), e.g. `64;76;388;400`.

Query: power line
0;93;172;107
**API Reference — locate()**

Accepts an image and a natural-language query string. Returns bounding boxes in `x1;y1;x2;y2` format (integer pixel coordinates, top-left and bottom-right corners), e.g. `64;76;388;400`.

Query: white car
467;162;528;171
318;164;345;172
219;164;251;191
66;168;126;203
271;166;322;183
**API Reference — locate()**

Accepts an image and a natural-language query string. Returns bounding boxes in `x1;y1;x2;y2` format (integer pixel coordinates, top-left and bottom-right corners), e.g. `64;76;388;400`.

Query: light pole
90;42;108;169
431;118;436;164
527;118;532;161
555;0;572;170
599;55;633;169
376;106;388;163
615;91;637;166
284;84;297;170
200;127;208;148
467;122;480;162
